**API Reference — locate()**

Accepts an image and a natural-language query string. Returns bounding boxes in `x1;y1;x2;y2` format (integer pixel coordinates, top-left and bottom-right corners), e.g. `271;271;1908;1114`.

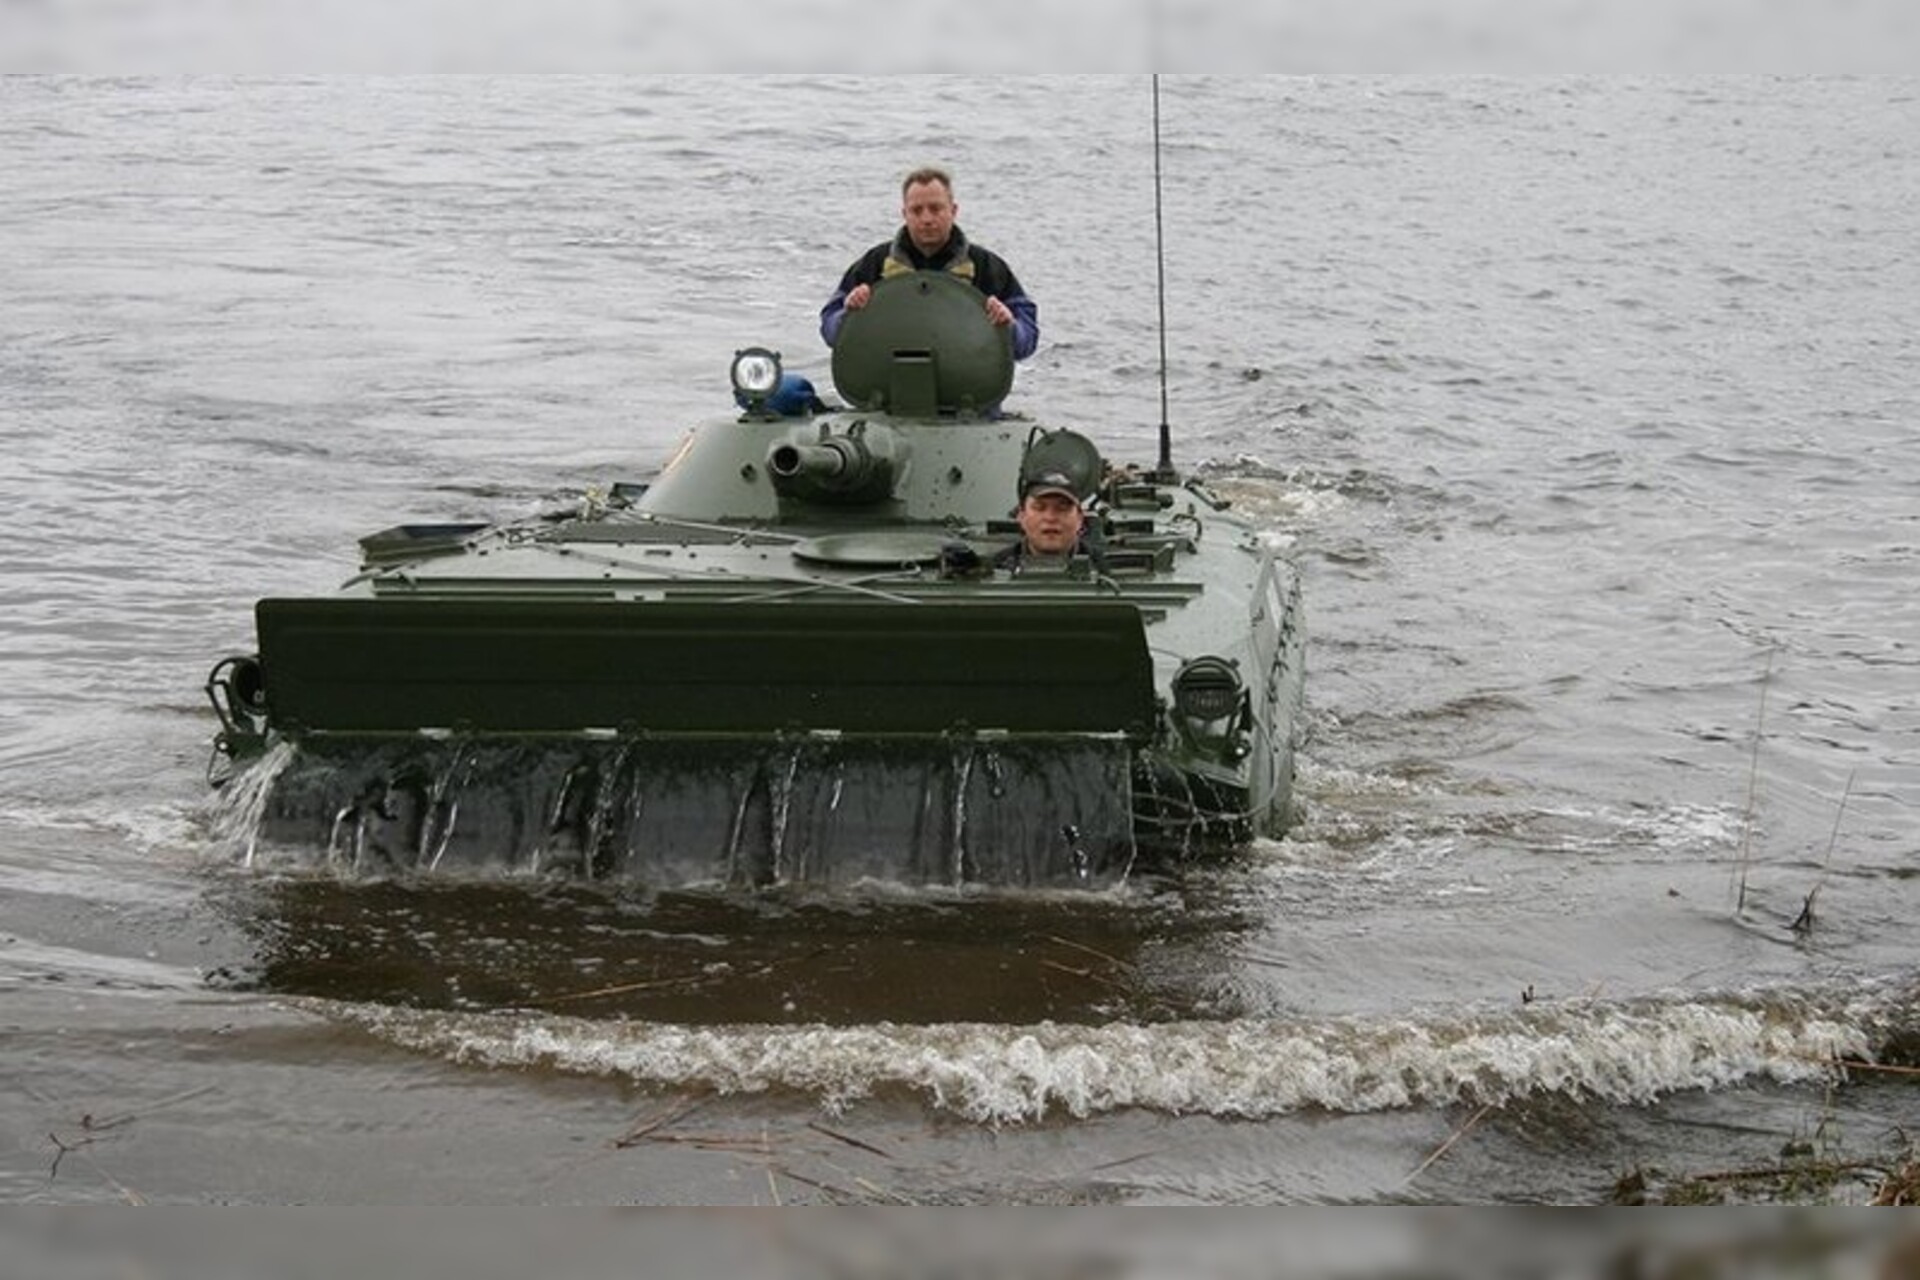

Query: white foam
326;987;1881;1126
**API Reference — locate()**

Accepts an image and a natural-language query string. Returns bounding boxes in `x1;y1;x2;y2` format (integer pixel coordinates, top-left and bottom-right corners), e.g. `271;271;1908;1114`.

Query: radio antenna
1151;73;1176;482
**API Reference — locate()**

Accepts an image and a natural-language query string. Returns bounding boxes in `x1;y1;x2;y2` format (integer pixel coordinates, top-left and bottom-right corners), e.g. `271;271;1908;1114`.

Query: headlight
206;653;269;738
731;347;783;410
1172;655;1243;722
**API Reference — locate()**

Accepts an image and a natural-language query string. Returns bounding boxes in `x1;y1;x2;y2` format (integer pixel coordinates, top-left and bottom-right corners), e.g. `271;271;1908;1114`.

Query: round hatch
790;531;956;567
830;272;1014;413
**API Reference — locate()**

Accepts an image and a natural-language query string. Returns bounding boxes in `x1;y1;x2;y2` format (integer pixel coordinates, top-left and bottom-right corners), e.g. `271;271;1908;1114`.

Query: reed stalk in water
1734;648;1775;914
1792;768;1857;934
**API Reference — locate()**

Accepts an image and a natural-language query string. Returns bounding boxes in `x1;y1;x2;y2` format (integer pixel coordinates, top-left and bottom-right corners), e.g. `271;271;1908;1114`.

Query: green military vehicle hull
207;274;1304;888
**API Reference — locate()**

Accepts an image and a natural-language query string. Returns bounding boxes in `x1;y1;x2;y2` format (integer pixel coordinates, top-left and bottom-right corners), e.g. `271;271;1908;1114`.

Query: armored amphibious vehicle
207;273;1304;888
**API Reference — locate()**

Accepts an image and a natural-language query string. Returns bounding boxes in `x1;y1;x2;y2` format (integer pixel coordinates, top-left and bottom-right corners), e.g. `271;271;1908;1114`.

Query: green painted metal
257;597;1157;738
829;273;1013;414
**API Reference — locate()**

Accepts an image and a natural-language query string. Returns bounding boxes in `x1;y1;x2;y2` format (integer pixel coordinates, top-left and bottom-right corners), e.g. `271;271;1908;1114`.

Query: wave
319;983;1894;1126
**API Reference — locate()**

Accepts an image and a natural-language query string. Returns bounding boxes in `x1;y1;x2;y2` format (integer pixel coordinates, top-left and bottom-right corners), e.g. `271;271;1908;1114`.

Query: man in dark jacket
820;167;1039;359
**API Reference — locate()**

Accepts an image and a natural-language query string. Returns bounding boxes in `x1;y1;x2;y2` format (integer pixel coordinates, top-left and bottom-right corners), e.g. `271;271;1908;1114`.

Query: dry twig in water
1735;648;1775;914
1792;1054;1920;1080
1407;1102;1494;1185
805;1120;895;1160
46;1132;144;1205
612;1094;708;1148
1046;934;1133;972
1792;769;1856;935
44;1083;215;1204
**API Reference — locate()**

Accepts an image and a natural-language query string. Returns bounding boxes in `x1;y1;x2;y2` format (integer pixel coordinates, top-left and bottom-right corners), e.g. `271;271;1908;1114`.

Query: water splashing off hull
216;735;1137;889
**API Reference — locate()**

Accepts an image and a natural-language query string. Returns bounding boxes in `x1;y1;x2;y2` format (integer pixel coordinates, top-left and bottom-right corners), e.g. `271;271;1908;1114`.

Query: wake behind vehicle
206;273;1304;888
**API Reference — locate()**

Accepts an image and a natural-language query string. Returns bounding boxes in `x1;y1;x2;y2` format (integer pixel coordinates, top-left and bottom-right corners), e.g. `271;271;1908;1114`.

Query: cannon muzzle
769;441;853;481
767;421;902;504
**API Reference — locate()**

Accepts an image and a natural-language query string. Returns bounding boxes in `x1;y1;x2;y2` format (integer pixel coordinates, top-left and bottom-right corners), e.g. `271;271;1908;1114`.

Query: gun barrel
766;425;901;504
768;441;850;481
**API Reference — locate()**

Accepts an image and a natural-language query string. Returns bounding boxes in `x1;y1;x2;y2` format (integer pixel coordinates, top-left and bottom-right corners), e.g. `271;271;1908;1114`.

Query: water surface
4;74;1917;1205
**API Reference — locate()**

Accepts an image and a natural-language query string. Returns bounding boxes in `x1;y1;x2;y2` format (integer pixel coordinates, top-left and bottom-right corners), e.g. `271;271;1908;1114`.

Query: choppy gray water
3;75;1917;1206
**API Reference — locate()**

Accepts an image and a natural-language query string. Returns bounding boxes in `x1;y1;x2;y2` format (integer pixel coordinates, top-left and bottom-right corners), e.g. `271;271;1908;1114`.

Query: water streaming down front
205;270;1306;888
236;734;1139;887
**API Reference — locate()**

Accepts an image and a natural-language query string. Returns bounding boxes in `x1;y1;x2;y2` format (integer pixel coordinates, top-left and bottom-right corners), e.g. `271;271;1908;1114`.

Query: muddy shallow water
4;75;1917;1206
